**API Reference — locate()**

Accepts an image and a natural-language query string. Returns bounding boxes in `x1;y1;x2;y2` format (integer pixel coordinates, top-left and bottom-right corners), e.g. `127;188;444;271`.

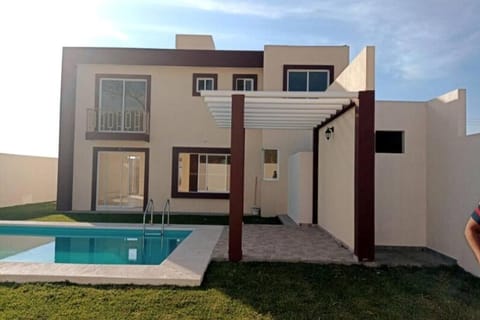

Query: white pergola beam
209;105;343;112
204;97;351;105
211;109;337;115
201;90;358;99
201;90;357;130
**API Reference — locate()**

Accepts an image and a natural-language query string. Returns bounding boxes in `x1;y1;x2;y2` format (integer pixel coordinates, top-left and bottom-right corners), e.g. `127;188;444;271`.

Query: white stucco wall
318;108;355;250
288;152;312;224
260;130;312;216
425;89;480;275
0;154;57;208
328;46;375;92
375;101;427;246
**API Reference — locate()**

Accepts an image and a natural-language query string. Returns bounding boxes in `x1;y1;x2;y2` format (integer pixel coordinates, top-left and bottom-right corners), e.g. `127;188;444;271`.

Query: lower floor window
263;149;279;180
172;147;230;199
93;148;148;211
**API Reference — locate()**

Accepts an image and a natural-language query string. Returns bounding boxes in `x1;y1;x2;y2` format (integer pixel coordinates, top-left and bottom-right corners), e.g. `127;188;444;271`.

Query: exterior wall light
325;126;334;140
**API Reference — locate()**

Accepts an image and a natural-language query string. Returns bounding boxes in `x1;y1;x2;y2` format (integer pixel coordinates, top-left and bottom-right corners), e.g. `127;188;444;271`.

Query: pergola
201;90;373;262
202;91;358;129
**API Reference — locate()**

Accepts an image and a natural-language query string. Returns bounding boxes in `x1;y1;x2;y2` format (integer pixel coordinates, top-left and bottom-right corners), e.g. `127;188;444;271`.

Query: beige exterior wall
260;130;312;216
375;101;427;246
328;46;375;92
263;45;350;91
425;89;480;275
375;89;480;276
317;108;355;249
287;152;312;224
175;34;215;50
0;154;57;208
73;64;265;213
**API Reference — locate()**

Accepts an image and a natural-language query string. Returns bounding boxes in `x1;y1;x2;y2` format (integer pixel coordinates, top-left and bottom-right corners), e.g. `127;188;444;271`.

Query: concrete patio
212;224;356;264
211;224;457;267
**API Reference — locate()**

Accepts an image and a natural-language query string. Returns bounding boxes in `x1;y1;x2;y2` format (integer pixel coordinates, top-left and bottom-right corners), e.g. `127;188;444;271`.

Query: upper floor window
283;65;334;92
233;74;257;91
97;76;149;133
192;73;218;96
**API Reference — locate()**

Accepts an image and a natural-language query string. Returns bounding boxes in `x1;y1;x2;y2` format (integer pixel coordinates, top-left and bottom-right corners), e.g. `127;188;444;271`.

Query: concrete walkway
212;224;457;267
212;225;356;264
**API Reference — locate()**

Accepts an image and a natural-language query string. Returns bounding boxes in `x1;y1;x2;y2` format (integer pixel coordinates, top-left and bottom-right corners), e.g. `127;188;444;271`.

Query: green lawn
0;202;280;225
1;202;479;319
0;263;479;319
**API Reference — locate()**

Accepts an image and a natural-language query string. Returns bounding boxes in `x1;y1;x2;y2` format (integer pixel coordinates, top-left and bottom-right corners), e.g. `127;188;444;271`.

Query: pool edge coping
0;221;224;286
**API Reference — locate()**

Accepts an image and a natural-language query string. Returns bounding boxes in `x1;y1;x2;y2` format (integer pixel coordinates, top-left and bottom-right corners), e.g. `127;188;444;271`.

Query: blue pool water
0;225;191;265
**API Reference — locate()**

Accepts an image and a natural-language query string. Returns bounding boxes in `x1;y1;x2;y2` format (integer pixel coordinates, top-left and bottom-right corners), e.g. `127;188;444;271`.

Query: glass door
96;151;145;211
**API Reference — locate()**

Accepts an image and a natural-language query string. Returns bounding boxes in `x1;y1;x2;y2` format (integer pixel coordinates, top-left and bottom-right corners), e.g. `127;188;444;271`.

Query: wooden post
354;90;375;261
229;94;245;262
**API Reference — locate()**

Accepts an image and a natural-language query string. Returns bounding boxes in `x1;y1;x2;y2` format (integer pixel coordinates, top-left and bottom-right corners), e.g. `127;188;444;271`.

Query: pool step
144;231;163;237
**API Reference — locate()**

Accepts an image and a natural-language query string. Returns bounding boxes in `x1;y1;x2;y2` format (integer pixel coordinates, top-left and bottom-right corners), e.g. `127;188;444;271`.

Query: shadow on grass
1;262;478;319
201;262;480;320
0;202;281;225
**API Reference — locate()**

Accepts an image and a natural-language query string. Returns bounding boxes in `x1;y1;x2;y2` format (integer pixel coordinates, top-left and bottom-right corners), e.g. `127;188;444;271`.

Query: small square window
235;78;254;91
232;74;257;91
197;78;214;92
263;149;279;180
375;131;404;153
192;73;217;96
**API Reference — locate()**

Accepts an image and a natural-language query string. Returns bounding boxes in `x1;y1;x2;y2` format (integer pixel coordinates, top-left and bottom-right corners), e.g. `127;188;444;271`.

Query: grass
0;202;280;225
0;262;479;319
1;202;479;318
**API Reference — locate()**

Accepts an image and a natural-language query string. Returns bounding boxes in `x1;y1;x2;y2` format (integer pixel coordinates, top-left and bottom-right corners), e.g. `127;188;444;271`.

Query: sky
0;0;479;158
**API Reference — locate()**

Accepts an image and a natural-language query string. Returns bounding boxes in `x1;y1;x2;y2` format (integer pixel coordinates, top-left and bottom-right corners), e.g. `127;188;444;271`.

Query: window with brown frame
283;65;334;92
192;73;218;96
232;74;257;91
171;147;230;199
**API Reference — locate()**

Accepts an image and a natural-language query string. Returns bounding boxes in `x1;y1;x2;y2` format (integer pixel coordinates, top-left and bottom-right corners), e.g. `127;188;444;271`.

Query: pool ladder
142;199;170;237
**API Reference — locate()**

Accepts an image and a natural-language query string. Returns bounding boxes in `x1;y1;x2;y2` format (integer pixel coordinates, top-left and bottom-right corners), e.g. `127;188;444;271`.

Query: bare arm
465;217;480;264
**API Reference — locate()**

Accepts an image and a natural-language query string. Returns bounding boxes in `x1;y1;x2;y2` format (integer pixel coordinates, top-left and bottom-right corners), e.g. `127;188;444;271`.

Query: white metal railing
142;199;154;237
142;199;170;237
161;199;171;236
87;109;149;133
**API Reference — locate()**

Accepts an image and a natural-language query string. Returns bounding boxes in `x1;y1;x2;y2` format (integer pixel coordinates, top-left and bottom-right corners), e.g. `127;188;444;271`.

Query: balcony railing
86;109;150;141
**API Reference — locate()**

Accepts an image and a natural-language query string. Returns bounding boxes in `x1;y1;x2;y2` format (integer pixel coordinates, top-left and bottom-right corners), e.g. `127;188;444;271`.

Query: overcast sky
0;0;479;157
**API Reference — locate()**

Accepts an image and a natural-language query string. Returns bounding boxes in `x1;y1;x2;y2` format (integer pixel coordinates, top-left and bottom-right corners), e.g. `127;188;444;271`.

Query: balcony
86;109;150;141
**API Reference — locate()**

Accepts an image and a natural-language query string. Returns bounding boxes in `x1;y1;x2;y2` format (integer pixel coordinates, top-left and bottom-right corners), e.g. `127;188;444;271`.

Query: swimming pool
0;225;191;265
0;221;223;286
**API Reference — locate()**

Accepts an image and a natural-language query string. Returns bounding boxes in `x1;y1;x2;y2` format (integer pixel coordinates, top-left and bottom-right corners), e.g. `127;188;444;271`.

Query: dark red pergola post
354;90;375;261
229;94;245;262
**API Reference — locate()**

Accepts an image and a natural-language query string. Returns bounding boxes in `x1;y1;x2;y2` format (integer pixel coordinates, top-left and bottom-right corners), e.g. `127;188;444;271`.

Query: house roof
201;91;358;129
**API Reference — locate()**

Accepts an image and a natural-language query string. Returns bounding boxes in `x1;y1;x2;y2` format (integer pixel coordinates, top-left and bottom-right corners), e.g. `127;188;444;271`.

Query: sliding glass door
95;150;146;211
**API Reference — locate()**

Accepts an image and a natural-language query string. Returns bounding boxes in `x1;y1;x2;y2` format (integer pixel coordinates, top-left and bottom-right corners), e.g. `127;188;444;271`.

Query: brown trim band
56;53;77;211
64;47;264;68
91;147;150;211
312;127;319;225
86;132;150;142
354;90;375;261
171;146;231;199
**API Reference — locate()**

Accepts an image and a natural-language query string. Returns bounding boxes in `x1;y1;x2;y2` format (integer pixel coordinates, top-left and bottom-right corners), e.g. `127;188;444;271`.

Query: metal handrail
161;199;170;236
142;199;154;237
